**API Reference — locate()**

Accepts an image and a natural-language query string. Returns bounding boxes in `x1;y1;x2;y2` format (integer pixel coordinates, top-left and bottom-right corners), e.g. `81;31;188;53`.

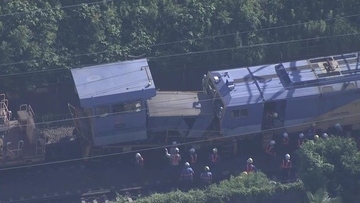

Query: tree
306;188;342;203
297;137;360;202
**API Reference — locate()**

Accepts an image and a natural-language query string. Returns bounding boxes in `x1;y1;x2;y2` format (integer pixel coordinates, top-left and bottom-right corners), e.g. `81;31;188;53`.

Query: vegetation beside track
115;136;360;203
115;173;304;203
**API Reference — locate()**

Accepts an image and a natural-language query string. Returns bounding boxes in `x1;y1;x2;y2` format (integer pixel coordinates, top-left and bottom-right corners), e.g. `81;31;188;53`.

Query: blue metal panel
187;116;213;137
222;104;263;129
71;59;156;107
92;107;147;145
284;96;320;120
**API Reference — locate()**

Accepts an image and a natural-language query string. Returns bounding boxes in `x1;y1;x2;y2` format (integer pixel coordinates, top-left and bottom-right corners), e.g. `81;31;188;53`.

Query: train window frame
112;101;142;113
231;109;249;119
94;105;110;115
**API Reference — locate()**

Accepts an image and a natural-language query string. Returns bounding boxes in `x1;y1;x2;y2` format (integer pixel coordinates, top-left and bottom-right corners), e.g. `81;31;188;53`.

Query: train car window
231;110;240;118
240;109;248;117
231;109;248;118
112;101;142;113
95;105;110;115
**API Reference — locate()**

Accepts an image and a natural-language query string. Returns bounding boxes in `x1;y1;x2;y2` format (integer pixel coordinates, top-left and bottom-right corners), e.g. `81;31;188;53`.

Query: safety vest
190;154;197;164
297;138;304;147
137;157;144;167
246;164;256;173
210;154;219;163
181;168;194;180
171;154;181;165
266;145;274;155
281;160;292;169
282;137;289;145
201;172;212;183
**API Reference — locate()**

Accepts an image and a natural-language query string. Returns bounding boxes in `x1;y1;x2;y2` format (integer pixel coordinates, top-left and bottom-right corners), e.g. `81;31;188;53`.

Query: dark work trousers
135;165;145;183
281;168;291;182
209;163;220;182
181;178;193;191
168;164;180;182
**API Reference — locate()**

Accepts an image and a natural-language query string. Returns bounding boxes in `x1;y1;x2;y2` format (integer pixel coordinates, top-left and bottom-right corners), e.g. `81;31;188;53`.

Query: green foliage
115;173;305;203
297;137;360;202
1;0;360;91
306;188;342;203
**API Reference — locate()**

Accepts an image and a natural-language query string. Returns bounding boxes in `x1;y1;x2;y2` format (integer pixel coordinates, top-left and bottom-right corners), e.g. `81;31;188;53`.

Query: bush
297;137;360;202
115;173;305;203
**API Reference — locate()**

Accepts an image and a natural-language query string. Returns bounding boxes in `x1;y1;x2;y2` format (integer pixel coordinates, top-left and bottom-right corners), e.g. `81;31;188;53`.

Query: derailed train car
68;51;360;158
1;51;360;168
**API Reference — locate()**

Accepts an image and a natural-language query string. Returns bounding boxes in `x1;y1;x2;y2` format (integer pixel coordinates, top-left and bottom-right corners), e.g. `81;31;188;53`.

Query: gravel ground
40;126;76;144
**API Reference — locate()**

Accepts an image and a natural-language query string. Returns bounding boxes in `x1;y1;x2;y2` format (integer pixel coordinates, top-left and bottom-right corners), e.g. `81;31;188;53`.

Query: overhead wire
0;9;356;75
0;49;359;170
0;32;358;78
6;65;360;131
0;101;356;171
0;0;115;18
14;49;360;129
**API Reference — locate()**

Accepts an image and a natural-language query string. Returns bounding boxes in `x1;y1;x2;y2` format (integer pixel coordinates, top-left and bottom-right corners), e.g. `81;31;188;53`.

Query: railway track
0;148;297;203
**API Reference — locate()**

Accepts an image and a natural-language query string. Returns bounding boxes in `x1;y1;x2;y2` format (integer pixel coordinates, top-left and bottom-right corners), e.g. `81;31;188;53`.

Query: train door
261;100;287;130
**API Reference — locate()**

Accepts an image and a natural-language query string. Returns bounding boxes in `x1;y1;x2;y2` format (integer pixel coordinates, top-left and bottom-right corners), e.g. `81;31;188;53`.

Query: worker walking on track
209;148;220;181
200;166;212;187
245;158;257;173
165;147;181;181
281;154;292;181
297;133;305;148
281;132;290;155
307;123;317;140
135;153;144;182
188;148;198;182
180;162;194;191
265;140;276;161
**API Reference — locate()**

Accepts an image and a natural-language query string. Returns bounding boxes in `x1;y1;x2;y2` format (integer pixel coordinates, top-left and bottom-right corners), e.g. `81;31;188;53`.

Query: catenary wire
0;1;358;48
0;32;358;78
12;50;360;129
0;102;355;171
0;0;115;18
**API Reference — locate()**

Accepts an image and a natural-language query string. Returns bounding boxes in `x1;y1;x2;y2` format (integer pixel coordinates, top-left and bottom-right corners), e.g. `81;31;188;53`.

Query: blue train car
69;59;156;157
68;51;360;158
205;52;360;144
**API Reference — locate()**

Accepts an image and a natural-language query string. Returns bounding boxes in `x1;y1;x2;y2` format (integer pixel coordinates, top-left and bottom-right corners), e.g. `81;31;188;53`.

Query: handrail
28;105;35;116
67;103;92;144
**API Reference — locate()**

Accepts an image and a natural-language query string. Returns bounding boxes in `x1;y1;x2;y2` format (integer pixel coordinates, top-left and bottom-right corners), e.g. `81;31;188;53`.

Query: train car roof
209;52;360;107
147;91;213;117
71;59;156;107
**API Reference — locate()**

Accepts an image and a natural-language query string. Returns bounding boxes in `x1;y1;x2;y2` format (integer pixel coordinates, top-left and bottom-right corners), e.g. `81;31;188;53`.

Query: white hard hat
299;133;304;138
270;140;275;145
314;135;319;140
285;154;290;160
273;112;278;117
135;153;141;158
172;141;177;145
283;132;288;137
204;166;210;171
175;148;179;153
189;148;195;153
323;133;328;138
185;162;190;167
335;123;341;128
247;158;253;164
213;148;218;153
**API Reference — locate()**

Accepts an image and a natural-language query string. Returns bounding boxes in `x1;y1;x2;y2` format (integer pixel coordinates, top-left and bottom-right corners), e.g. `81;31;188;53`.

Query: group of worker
264;122;344;181
131;123;346;186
